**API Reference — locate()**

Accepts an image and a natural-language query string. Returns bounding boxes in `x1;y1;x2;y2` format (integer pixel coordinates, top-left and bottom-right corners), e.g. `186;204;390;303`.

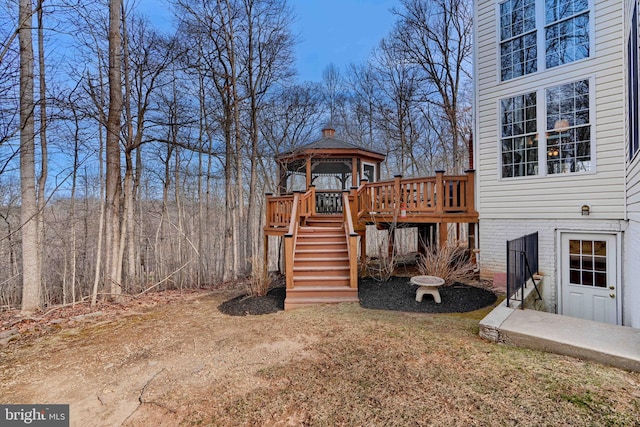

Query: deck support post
359;230;367;272
439;222;448;247
265;192;273;228
435;170;445;215
465;169;475;212
468;222;477;262
309;185;316;214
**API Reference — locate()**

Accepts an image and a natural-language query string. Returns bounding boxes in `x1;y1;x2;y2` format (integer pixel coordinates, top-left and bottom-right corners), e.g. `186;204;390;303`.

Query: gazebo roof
275;127;386;162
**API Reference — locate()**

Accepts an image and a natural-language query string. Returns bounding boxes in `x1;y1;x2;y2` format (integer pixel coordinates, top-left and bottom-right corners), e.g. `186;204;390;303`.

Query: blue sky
136;0;397;82
290;0;397;81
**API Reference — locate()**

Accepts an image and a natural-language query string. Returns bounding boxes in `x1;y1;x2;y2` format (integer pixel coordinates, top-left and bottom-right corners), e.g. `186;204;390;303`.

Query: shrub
417;242;476;286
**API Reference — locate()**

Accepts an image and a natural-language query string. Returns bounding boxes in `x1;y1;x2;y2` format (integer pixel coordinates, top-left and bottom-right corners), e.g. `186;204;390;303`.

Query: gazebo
275;126;386;201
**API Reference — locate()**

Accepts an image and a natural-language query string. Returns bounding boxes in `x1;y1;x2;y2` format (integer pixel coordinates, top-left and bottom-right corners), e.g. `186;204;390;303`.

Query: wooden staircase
284;215;359;310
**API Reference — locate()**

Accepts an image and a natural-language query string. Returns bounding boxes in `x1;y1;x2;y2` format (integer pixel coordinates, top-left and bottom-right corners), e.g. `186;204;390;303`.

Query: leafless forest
0;0;472;312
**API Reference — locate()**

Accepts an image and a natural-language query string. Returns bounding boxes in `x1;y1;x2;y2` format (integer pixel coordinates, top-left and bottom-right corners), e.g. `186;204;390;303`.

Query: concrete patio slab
480;307;640;372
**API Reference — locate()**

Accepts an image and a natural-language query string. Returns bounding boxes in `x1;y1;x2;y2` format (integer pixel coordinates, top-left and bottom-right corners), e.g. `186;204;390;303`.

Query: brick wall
479;218;626;315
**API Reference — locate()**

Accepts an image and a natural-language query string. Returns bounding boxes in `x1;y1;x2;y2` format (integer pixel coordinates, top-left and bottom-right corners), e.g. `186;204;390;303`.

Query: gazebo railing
315;190;343;214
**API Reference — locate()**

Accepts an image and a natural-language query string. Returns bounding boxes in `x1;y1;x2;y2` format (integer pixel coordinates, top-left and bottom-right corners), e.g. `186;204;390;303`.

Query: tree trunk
36;0;48;305
19;0;41;314
106;0;123;299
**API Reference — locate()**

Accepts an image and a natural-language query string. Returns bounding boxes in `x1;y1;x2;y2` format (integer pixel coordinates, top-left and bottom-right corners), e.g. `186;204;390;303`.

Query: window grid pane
568;239;608;288
545;12;589;68
545;0;589;24
546;80;591;174
500;0;537;80
501;93;538;178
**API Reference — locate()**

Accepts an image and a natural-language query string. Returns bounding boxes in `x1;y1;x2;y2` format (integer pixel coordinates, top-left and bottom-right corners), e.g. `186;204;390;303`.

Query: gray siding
475;0;626;221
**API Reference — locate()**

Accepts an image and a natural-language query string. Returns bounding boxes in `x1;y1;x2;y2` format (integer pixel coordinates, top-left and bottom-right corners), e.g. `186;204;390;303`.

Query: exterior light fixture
581;204;590;216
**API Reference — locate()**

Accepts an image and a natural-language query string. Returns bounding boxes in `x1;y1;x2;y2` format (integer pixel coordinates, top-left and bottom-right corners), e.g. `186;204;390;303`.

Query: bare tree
369;38;423;176
321;63;344;127
391;0;473;172
18;0;41;314
106;0;123;299
36;0;48;305
241;0;295;269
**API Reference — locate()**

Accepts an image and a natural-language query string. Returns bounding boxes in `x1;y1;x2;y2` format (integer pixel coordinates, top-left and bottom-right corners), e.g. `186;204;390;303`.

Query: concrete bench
410;275;445;303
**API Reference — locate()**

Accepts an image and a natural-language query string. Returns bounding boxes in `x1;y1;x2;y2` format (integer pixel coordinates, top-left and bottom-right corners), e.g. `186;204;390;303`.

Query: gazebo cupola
275;126;386;195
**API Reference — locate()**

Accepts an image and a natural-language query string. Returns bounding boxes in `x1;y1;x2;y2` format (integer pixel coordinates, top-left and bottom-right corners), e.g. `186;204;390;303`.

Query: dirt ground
1;285;639;426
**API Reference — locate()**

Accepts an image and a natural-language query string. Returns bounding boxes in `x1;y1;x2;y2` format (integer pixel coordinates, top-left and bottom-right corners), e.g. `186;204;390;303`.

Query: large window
545;0;590;68
500;0;537;81
500;79;592;178
546;80;591;174
501;93;538;177
629;3;639;161
500;0;590;81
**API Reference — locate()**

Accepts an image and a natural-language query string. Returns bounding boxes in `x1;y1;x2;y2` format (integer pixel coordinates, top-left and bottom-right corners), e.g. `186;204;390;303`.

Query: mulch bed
219;277;497;316
218;287;286;316
358;277;497;313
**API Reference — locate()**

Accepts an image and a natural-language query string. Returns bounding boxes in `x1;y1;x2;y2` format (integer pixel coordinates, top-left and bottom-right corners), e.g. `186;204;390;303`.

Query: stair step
284;295;359;310
286;286;358;298
293;266;349;277
293;257;350;267
305;218;344;227
295;248;348;252
297;238;346;244
293;276;350;287
296;242;347;250
295;249;348;258
306;215;342;220
299;226;344;232
297;233;346;240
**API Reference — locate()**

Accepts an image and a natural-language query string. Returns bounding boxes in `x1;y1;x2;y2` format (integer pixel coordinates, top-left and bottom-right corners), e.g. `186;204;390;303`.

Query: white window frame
500;91;539;178
629;1;640;163
496;0;595;83
498;0;538;81
498;76;595;180
361;162;377;183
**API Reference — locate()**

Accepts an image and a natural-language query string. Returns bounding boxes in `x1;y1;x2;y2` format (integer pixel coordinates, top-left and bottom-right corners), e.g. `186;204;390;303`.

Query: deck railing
265;170;476;229
265;193;295;227
353;170;475;221
283;188;315;289
342;191;358;288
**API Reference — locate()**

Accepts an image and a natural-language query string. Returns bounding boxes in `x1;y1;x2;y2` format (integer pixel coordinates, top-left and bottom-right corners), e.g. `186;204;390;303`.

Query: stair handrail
342;191;358;289
299;186;315;217
355;179;370;221
284;192;301;289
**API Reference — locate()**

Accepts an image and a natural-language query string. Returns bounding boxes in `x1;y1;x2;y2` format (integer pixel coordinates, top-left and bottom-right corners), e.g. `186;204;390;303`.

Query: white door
560;233;619;325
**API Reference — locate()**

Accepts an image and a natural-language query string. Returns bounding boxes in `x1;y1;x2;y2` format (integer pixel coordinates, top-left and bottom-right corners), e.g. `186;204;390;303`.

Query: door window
568;239;607;288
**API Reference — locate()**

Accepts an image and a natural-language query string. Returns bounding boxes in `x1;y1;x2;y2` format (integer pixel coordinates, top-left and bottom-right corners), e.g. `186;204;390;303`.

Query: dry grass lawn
1;287;639;426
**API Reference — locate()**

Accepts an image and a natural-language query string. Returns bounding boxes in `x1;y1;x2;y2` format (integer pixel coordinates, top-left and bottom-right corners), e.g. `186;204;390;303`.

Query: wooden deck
265;170;478;234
